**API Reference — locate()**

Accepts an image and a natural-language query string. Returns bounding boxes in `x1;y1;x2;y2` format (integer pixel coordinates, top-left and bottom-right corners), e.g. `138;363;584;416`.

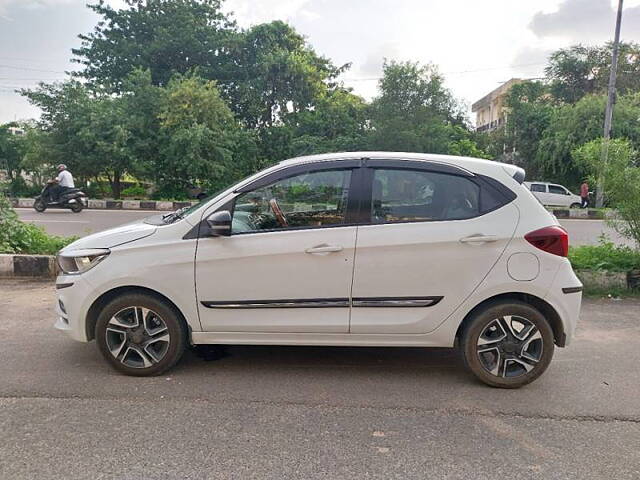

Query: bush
0;195;77;255
569;237;640;272
120;184;148;199
573;138;640;247
7;177;41;197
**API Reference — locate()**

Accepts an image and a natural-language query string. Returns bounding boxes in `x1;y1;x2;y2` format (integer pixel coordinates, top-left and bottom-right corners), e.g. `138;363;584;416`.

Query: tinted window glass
232;169;351;233
371;169;480;222
548;185;566;195
530;184;546;193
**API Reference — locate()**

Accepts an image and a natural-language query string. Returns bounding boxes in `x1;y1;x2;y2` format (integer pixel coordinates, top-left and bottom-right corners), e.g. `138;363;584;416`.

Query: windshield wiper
162;207;188;224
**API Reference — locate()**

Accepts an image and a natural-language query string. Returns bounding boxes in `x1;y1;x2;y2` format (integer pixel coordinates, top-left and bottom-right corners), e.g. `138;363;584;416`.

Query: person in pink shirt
580;181;589;209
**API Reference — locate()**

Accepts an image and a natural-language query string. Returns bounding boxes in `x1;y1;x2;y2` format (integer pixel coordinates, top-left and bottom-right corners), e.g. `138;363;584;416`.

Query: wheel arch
455;292;566;347
85;285;189;342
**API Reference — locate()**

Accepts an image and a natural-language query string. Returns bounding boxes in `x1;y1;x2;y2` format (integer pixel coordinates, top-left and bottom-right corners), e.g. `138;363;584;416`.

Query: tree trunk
110;170;122;199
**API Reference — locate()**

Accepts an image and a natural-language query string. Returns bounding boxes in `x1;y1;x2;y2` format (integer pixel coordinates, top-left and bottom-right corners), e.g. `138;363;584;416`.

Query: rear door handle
305;244;343;254
459;234;498;244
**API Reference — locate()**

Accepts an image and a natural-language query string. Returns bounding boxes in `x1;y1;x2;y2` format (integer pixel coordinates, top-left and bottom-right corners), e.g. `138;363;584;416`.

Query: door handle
459;234;498;244
305;244;343;254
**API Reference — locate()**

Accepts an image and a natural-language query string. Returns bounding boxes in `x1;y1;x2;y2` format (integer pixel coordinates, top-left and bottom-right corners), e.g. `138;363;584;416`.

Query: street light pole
596;0;624;208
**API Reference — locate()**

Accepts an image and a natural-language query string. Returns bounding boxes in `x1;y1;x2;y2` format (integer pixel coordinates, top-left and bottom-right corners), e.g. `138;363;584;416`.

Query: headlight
57;248;110;275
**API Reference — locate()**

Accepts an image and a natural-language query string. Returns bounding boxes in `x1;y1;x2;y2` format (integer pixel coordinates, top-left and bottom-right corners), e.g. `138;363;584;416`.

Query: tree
153;74;245;196
498;81;554;175
21;81;135;198
0;123;24;182
536;93;640;188
574;138;640;246
226;21;347;129
287;87;369;156
546;42;640;104
367;60;483;156
73;0;236;91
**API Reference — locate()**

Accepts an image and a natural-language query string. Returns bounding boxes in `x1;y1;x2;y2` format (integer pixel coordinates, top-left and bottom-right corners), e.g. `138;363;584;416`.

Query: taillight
525;226;569;257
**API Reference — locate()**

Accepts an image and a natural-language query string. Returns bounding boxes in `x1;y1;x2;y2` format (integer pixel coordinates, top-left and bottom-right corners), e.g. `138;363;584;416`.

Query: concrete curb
0;254;57;278
13;198;198;211
549;208;606;220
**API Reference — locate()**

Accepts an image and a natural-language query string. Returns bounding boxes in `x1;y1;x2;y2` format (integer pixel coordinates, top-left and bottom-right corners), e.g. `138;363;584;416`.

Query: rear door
548;184;569;207
350;160;519;334
529;183;549;205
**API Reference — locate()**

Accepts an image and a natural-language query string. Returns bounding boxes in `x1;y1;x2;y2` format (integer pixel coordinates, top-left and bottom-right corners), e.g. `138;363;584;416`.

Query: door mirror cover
206;210;232;237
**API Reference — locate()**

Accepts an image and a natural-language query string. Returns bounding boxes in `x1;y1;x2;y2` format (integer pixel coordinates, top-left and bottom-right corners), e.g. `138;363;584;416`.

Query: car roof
277;151;522;179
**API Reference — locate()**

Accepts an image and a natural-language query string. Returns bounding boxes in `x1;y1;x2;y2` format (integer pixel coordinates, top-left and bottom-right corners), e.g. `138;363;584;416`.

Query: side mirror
205;210;232;237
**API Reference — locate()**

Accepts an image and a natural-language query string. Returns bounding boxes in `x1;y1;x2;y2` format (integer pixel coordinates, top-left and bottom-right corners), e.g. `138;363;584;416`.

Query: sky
1;0;640;124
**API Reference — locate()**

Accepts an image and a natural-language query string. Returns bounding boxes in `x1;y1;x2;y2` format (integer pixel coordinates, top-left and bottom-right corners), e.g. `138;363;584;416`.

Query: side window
548;185;566;195
371;169;481;223
530;184;547;193
232;169;352;233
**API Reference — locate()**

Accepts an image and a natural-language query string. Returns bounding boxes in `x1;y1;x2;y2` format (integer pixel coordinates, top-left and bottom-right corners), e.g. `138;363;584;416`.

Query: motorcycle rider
47;164;75;202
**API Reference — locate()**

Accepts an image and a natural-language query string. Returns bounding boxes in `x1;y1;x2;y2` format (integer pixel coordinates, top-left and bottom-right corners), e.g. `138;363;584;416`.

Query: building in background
472;78;522;132
8;126;25;136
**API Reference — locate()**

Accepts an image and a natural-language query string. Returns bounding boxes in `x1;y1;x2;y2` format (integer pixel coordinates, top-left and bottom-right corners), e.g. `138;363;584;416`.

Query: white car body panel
195;226;357;333
349;203;518;334
55;152;581;354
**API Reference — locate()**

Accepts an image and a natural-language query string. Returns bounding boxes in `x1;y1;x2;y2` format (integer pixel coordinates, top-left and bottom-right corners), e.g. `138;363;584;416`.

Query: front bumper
54;275;95;342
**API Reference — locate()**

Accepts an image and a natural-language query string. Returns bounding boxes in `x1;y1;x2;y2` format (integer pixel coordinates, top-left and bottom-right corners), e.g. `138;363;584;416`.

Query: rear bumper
544;261;582;346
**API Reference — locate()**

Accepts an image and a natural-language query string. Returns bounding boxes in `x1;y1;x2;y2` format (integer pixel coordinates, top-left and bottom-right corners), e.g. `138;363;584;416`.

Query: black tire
95;293;187;376
569;203;581;209
34;199;46;212
461;301;554;388
70;202;83;213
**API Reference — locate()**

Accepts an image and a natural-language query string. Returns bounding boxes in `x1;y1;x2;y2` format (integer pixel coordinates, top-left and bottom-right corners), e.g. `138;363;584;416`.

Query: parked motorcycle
33;184;87;213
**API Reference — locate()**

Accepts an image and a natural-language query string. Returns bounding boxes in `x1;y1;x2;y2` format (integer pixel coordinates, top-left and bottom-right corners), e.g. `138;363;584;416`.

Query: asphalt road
16;207;633;246
1;279;639;479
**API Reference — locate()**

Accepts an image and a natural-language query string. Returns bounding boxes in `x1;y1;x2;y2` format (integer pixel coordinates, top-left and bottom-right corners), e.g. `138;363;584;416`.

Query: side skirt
190;331;454;348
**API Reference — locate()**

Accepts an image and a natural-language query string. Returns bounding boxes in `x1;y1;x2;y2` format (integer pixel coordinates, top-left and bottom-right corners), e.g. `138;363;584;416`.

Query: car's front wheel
95;293;187;376
461;301;554;388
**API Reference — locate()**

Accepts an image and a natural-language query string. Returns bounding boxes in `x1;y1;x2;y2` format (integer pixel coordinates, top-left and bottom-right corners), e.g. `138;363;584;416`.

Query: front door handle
305;244;343;254
459;234;498;244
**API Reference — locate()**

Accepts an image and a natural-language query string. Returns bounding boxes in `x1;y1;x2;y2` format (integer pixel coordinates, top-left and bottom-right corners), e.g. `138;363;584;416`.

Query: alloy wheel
476;315;543;378
104;306;170;368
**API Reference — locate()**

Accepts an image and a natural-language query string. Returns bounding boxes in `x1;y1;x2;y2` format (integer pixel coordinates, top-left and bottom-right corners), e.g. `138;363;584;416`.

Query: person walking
580;180;589;209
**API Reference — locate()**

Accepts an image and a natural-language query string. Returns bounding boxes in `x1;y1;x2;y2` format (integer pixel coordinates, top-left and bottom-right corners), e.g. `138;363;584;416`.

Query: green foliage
546;43;640;104
573;138;640;246
0;196;76;255
74;0;236;91
120;185;148;198
0;124;25;182
569;237;640;272
367;61;483;156
13;2;490;201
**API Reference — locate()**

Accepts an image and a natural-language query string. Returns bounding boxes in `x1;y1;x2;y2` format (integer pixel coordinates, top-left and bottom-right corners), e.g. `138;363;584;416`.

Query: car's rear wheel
461;301;554;388
95;293;187;376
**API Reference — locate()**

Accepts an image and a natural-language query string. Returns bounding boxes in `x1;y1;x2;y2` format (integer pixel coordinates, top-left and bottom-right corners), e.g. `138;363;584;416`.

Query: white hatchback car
524;181;582;208
55;152;582;388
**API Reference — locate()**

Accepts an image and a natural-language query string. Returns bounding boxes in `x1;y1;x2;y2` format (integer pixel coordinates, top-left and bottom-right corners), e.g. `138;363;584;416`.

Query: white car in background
54;152;582;388
524;181;582;208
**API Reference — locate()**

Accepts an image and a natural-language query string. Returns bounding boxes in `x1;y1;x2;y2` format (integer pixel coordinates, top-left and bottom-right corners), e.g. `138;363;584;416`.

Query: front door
350;163;519;334
195;166;358;333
